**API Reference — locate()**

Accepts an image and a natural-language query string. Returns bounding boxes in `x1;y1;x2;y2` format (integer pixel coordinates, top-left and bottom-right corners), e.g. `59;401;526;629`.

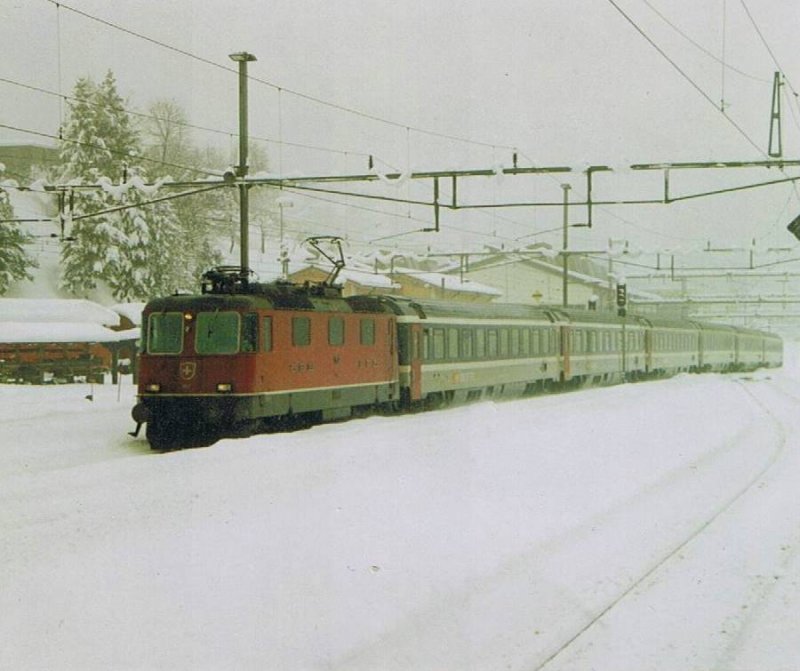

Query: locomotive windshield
147;313;183;354
195;311;240;354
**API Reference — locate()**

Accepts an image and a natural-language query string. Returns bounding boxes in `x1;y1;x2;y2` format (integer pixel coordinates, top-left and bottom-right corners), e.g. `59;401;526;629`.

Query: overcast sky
2;0;799;257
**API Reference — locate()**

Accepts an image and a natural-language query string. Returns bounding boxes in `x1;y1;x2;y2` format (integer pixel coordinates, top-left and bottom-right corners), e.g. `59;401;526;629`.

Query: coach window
510;328;520;356
262;316;273;352
461;329;473;358
499;328;509;356
292;316;311;347
475;329;486;358
432;328;445;359
447;328;459;359
196;311;240;354
531;329;540;355
360;318;375;346
241;313;258;352
487;329;498;357
147;312;183;354
329;316;345;346
520;329;530;356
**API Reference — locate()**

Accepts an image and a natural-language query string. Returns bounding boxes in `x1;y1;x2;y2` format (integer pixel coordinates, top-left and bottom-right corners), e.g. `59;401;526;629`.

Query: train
131;266;783;450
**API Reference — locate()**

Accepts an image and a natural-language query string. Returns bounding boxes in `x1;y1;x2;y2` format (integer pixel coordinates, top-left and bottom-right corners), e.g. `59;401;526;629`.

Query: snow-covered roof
337;267;398;289
110;302;146;326
0;323;138;344
397;269;502;296
0;299;120;327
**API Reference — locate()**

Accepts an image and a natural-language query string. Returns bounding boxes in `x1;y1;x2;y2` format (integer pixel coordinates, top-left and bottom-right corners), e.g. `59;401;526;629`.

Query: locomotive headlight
145;383;161;393
216;383;233;393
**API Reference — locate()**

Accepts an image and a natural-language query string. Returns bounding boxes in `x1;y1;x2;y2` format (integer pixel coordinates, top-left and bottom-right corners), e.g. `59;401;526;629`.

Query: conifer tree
58;72;184;300
0;185;37;294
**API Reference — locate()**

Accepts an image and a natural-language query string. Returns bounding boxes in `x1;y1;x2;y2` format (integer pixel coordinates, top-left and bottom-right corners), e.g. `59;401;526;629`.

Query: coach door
560;325;571;382
408;323;423;401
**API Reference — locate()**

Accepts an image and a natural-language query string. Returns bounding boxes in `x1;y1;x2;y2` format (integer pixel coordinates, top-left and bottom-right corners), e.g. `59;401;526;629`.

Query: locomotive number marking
290;362;315;373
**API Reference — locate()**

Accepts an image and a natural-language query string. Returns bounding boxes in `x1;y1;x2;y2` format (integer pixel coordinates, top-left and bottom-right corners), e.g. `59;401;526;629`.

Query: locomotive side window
241;313;258;352
196;311;240;354
293;317;311;347
360;319;375;346
329;317;345;346
262;316;273;351
147;312;183;354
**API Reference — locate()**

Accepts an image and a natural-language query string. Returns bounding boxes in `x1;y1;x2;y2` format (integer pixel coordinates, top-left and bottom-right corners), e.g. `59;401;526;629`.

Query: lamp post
229;51;257;280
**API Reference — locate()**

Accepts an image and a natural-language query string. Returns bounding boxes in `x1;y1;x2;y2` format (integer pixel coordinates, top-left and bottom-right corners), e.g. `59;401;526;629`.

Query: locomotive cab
133;269;400;450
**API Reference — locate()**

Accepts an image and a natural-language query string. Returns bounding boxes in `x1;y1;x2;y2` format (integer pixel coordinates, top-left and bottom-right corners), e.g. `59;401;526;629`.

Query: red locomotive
132;263;782;450
132;265;402;449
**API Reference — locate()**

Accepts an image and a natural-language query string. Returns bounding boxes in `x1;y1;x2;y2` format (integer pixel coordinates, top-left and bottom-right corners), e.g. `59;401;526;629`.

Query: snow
397;268;503;296
0;298;120;326
109;302;146;326
0;322;138;344
1;349;799;669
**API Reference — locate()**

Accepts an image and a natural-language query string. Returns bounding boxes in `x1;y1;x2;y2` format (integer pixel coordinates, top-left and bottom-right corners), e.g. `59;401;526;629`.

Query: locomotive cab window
196;311;240;354
147;312;183;354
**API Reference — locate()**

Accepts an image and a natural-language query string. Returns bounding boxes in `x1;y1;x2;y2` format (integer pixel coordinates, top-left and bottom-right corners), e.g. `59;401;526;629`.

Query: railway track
531;376;790;671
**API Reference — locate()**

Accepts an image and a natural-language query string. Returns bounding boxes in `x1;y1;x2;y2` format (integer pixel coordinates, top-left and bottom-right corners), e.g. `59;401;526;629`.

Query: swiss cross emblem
179;361;196;380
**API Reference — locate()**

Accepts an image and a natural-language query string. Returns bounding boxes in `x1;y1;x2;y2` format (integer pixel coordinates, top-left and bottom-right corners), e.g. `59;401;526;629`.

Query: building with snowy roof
441;248;669;311
287;263;399;296
0;298;138;384
391;268;502;303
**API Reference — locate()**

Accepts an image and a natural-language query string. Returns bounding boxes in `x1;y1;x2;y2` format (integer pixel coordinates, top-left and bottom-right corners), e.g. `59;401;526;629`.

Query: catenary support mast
229;51;257;279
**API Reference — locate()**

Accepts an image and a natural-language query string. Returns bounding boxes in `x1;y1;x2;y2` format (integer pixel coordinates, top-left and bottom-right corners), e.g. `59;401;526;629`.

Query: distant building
0;142;59;179
391;268;501;303
287;264;398;296
0;298;138;383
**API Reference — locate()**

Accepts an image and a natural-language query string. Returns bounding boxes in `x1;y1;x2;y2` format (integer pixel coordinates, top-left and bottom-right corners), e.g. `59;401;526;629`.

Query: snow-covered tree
0;185;37;294
58;72;185;300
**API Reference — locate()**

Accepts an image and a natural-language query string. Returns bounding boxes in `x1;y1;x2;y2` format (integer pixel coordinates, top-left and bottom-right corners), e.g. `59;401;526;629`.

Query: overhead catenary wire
0;121;219;178
605;0;768;157
40;0;517;153
639;0;770;85
738;0;800;134
0;75;379;164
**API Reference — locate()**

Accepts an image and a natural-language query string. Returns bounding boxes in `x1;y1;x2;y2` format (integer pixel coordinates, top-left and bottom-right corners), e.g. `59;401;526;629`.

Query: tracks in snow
532;378;789;671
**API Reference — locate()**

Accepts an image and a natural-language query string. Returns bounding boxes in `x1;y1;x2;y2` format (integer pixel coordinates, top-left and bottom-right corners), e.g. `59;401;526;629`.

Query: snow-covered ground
2;349;800;670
